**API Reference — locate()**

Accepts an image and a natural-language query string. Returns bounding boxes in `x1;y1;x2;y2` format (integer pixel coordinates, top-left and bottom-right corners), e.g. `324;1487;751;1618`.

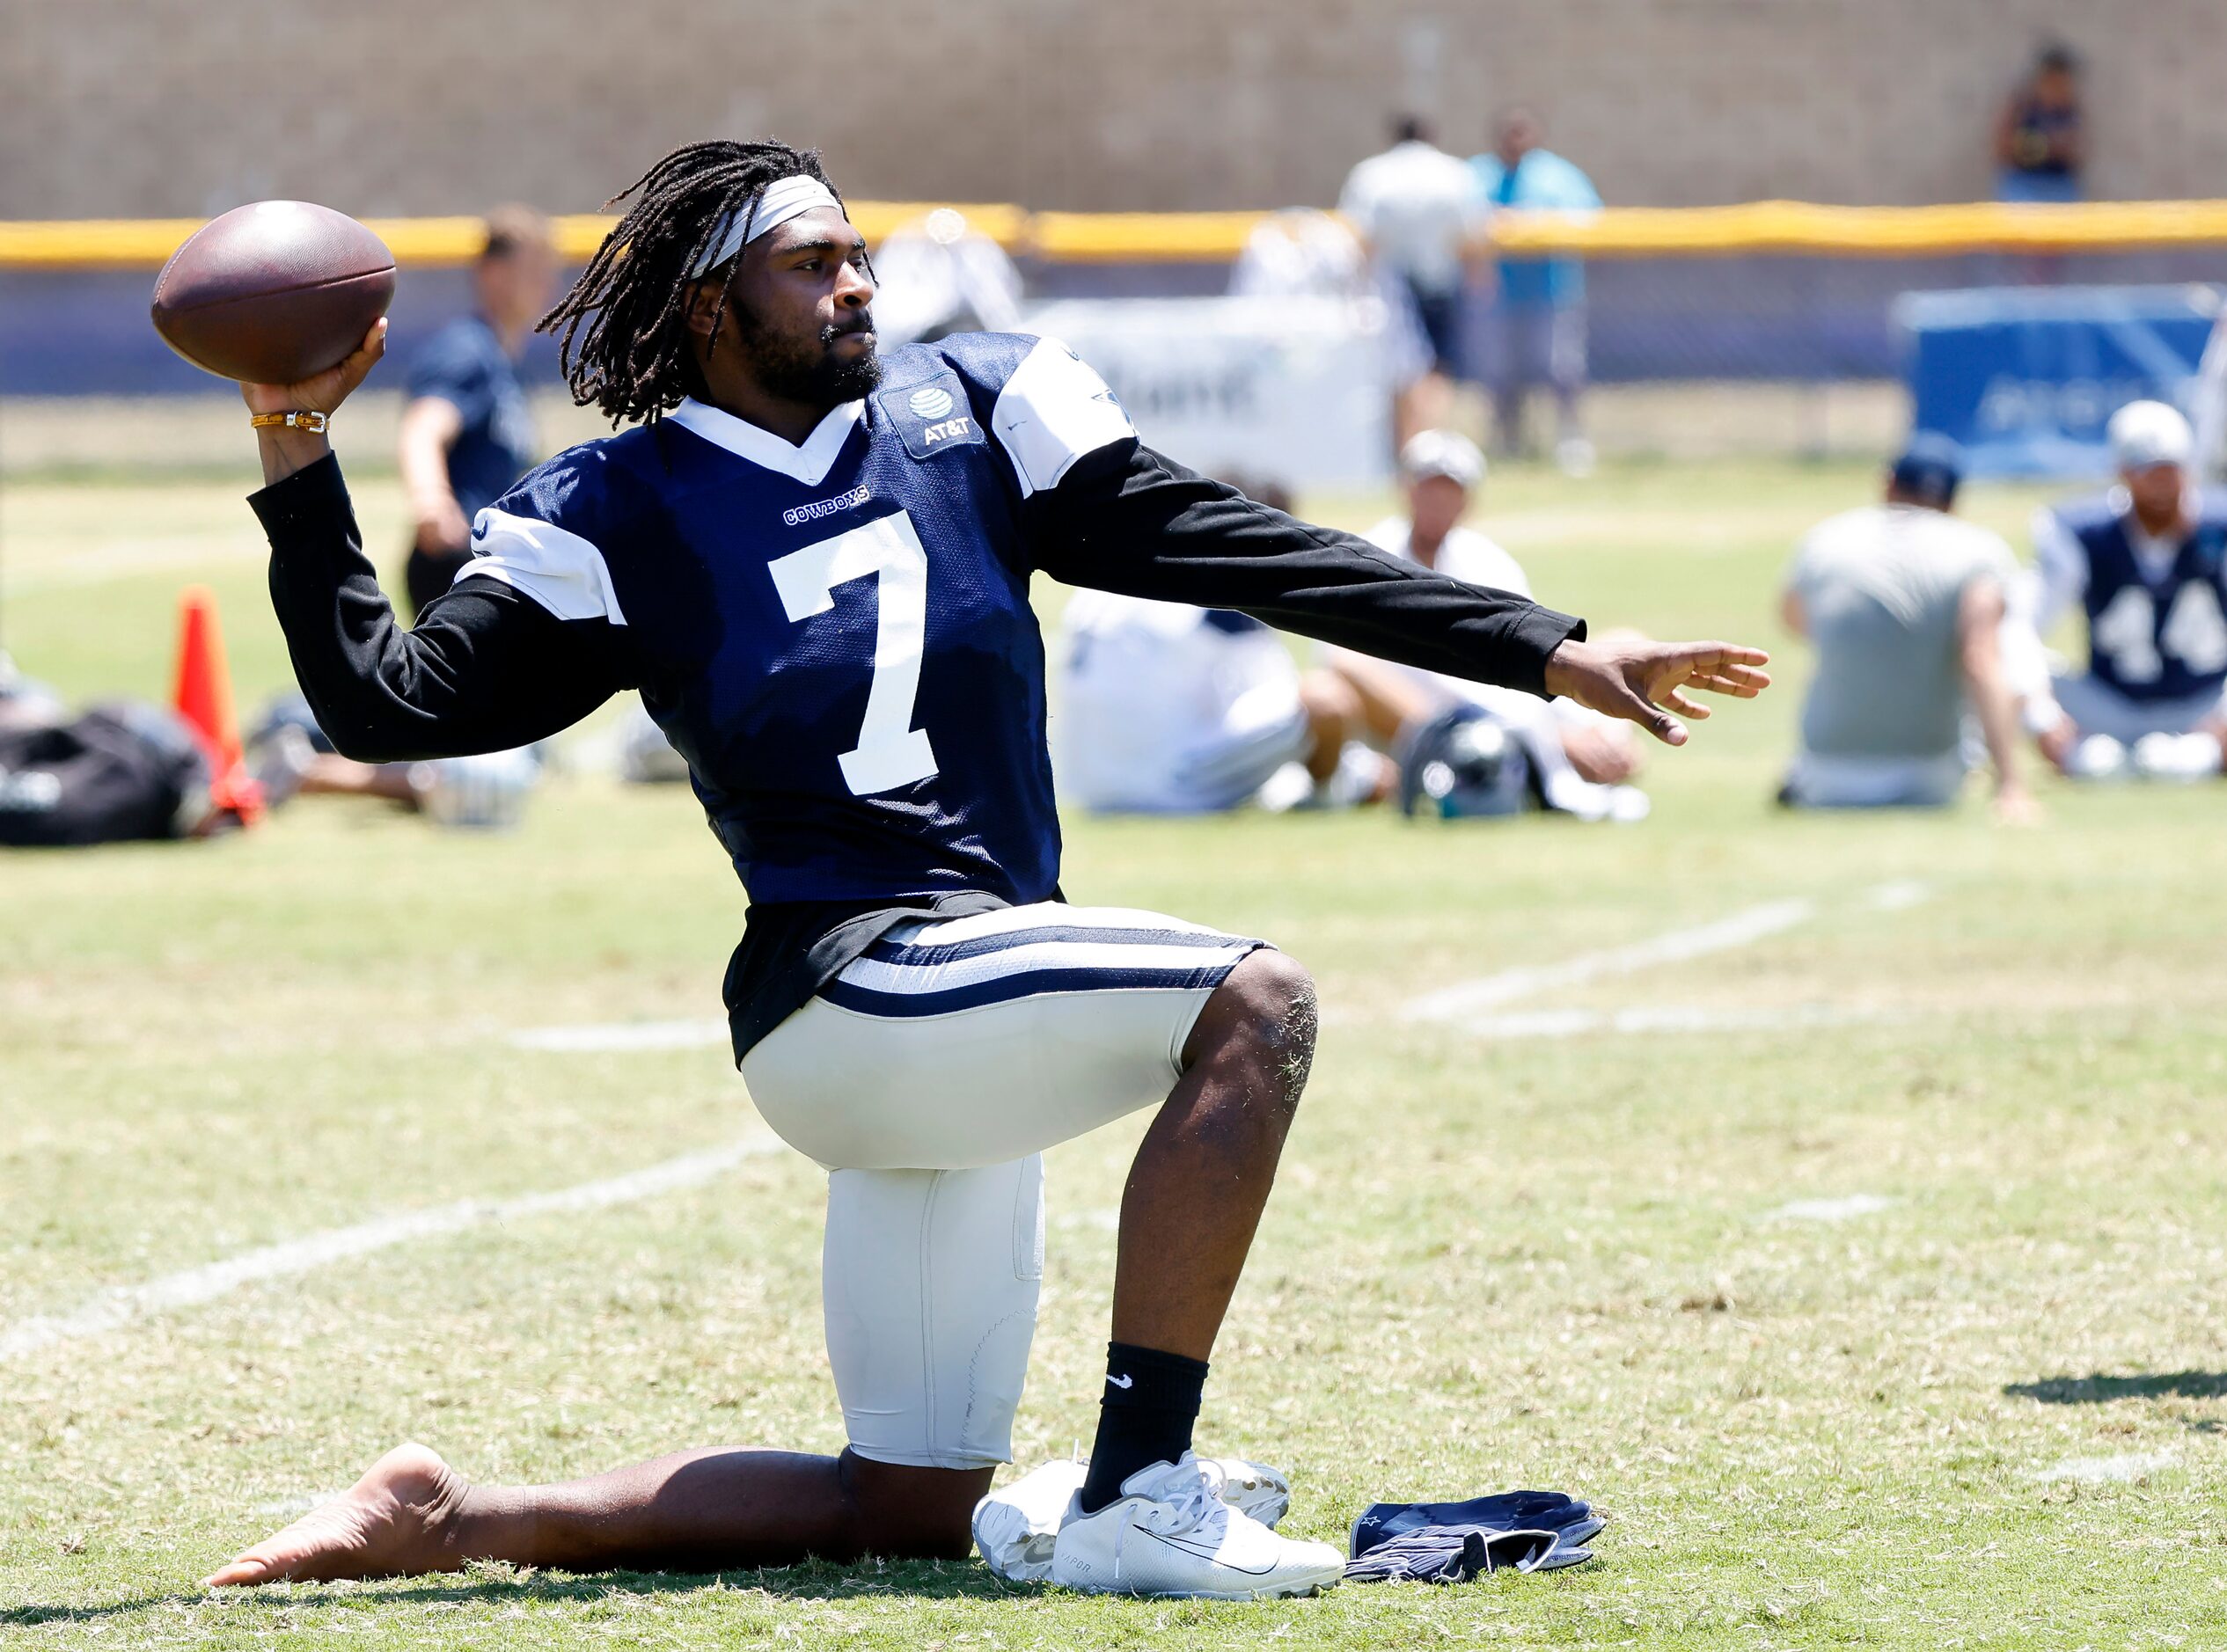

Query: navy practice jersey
251;331;1582;1055
2040;489;2227;701
465;333;1124;907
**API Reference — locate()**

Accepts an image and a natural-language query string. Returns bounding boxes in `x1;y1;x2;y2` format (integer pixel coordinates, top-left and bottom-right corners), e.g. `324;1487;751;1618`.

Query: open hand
1542;635;1771;747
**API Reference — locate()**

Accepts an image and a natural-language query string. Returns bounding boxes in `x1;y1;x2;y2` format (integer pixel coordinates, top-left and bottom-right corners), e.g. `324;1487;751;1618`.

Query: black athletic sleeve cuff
248;450;357;547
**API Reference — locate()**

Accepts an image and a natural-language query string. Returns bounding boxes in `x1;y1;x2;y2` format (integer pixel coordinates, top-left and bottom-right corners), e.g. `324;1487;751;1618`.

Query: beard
729;297;883;408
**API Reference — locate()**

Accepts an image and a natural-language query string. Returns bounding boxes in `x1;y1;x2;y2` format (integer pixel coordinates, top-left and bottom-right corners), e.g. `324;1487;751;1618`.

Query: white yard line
2029;1450;2178;1484
1461;1002;1883;1042
1401;882;1931;1027
1401;898;1815;1023
1767;1193;1898;1224
0;1133;784;1362
510;1019;730;1053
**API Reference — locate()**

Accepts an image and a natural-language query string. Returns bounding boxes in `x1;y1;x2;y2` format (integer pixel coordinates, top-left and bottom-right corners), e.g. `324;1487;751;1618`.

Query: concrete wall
7;0;2225;219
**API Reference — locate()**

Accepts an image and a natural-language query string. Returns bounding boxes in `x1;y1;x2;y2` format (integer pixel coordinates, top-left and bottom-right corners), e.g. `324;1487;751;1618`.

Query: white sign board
1022;296;1396;489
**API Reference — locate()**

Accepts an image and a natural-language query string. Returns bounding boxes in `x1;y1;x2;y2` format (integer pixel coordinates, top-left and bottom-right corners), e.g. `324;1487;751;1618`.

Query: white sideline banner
1022;296;1396;490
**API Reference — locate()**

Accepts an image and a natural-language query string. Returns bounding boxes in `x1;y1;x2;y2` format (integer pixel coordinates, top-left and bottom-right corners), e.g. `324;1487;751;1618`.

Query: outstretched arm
244;325;634;763
1030;442;1767;743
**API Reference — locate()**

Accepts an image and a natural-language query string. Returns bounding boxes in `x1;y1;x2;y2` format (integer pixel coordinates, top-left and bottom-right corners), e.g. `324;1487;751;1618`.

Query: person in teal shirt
1472;110;1600;474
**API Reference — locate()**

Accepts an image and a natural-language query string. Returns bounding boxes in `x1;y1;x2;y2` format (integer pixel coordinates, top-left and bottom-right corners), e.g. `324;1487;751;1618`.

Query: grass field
4;450;2224;1649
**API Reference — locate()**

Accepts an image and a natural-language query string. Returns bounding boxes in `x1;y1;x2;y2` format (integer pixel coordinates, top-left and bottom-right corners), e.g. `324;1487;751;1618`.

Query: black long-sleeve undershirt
250;442;1579;766
1033;442;1583;697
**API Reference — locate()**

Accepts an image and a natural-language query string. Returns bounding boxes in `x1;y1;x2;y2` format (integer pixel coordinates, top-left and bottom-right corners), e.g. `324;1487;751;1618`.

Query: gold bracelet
249;410;329;433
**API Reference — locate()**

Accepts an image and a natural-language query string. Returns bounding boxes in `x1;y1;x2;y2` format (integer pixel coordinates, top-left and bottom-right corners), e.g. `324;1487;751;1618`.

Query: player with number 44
2027;401;2227;781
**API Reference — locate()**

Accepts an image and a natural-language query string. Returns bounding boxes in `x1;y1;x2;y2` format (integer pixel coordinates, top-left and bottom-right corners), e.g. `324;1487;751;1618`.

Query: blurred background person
866;207;1025;346
1472;108;1600;476
0;667;228;847
1994;43;2084;204
1055;481;1381;814
2192;303;2227;484
1777;435;2034;819
1228;207;1432;407
2026;401;2227;780
1314;431;1647;819
1337;116;1489;445
397;205;558;617
249;695;544;830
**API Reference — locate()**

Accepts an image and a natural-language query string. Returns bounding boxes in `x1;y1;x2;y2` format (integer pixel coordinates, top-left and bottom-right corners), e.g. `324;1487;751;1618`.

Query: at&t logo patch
881;373;985;459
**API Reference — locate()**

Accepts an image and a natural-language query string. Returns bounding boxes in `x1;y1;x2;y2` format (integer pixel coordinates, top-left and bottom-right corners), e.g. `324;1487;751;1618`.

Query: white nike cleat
1048;1453;1343;1600
973;1455;1293;1583
974;1458;1087;1584
1208;1456;1293;1530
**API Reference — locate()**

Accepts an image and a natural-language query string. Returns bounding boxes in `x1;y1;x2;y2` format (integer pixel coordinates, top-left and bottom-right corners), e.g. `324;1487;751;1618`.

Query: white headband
688;174;845;277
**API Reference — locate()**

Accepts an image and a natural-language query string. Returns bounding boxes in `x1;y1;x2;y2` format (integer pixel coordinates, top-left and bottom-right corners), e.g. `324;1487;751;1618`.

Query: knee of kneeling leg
1219;951;1319;1097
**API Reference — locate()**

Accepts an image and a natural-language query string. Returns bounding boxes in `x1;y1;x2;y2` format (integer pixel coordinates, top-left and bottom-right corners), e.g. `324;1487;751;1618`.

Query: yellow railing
1485;199;2227;256
7;199;2227;269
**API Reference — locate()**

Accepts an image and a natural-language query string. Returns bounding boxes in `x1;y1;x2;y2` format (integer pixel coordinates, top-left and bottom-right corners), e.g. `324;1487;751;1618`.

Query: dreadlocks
540;140;850;427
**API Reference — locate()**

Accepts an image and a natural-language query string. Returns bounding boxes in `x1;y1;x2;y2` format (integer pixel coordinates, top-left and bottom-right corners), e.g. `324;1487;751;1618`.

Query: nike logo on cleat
1132;1527;1276;1574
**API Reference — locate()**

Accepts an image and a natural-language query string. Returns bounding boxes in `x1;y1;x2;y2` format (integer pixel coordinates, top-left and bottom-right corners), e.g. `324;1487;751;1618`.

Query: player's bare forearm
1543;635;1771;747
255;425;333;486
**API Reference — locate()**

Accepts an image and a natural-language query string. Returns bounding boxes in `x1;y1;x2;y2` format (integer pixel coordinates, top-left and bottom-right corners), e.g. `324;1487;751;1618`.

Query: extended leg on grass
204;1442;987;1586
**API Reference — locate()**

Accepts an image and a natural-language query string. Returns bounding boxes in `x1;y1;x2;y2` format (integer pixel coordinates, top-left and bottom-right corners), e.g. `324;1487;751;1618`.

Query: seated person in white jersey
2026;401;2227;781
1777;435;2034;819
1057;480;1377;814
1315;430;1649;819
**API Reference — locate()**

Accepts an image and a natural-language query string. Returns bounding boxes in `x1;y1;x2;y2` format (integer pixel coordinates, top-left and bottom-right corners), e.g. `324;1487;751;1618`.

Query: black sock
1079;1341;1210;1513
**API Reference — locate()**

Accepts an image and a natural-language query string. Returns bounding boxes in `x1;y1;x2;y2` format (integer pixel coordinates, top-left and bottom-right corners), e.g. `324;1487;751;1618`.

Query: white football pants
741;903;1262;1469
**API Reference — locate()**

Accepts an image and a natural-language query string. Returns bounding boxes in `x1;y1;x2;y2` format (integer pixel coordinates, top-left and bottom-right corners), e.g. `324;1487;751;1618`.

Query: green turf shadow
2004;1371;2227;1404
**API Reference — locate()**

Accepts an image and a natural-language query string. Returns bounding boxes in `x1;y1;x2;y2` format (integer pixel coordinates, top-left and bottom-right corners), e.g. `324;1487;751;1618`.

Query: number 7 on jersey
768;511;941;795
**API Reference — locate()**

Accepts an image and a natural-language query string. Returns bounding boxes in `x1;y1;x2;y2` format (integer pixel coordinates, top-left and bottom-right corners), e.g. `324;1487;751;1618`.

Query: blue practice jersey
2044;489;2227;701
465;332;1136;907
405;315;538;522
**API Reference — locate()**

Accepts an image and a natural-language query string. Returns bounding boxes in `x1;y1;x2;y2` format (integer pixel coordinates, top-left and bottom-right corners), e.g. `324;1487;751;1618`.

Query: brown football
150;201;396;384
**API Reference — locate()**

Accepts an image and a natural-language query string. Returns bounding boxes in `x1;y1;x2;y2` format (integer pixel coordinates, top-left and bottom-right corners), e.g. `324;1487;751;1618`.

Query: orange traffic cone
171;585;265;824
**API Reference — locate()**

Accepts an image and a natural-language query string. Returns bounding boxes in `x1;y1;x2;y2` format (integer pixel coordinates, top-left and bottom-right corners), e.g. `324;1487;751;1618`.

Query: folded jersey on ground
1346;1489;1604;1583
